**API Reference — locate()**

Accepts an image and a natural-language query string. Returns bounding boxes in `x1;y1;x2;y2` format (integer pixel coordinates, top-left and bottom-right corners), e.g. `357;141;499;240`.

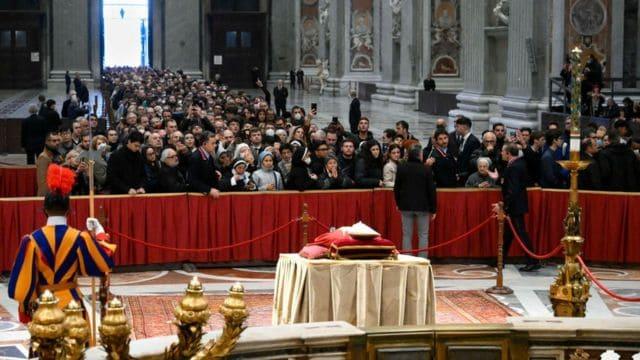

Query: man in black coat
21;105;49;164
394;144;437;258
423;75;436;91
348;90;361;134
289;70;296;89
273;80;289;117
296;69;304;89
496;143;540;271
78;81;90;105
452;117;480;185
65;70;71;95
425;129;458;188
159;148;187;193
188;132;221;198
599;131;640;192
41;99;62;133
107;131;146;194
337;139;357;188
578;138;603;190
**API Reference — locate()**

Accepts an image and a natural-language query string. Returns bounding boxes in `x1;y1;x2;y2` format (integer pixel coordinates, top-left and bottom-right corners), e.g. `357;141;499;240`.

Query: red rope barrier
577;256;640;302
106;217;300;252
309;217;331;231
399;215;495;254
506;217;563;260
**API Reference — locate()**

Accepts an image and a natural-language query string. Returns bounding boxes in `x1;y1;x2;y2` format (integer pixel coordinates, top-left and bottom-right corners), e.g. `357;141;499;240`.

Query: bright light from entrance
103;0;149;67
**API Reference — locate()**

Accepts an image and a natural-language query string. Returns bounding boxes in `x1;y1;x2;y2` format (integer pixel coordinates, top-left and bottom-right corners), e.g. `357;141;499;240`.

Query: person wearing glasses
159;148;187;193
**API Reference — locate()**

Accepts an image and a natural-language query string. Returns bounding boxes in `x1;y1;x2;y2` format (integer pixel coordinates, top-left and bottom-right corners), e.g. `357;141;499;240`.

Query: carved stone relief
301;0;320;66
350;0;374;72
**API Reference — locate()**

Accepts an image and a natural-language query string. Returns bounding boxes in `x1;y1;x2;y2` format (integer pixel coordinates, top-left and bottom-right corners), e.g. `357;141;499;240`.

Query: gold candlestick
549;46;591;317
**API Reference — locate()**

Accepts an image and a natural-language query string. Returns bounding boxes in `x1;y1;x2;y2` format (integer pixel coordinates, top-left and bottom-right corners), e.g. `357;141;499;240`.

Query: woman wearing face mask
355;140;384;188
382;144;402;188
252;151;283;191
286;146;320;191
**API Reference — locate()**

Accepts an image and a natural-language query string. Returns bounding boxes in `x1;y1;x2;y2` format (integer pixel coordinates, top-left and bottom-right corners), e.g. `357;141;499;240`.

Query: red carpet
120;290;518;340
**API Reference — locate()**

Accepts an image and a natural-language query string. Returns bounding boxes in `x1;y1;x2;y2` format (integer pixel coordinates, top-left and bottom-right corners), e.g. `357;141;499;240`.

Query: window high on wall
103;0;149;68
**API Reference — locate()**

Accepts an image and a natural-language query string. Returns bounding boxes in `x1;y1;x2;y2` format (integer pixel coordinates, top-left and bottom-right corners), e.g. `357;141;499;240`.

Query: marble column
150;0;164;69
371;0;394;103
269;0;295;82
449;0;492;130
610;0;624;81
550;0;566;79
493;0;549;130
389;0;419;109
164;0;202;77
421;0;432;83
49;0;94;83
325;0;345;95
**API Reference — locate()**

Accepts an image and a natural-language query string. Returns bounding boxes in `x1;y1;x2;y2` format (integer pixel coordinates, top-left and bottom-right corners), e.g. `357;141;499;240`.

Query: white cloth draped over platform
272;254;435;327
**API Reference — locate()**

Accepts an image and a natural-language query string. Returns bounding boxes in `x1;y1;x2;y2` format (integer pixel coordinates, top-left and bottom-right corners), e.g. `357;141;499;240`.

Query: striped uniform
8;224;116;323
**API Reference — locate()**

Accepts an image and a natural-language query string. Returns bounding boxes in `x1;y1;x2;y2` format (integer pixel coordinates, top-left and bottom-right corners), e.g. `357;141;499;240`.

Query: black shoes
518;263;542;272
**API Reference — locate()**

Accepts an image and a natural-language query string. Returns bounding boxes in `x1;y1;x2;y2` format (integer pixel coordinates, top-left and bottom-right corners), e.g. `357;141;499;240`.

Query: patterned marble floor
1;262;638;358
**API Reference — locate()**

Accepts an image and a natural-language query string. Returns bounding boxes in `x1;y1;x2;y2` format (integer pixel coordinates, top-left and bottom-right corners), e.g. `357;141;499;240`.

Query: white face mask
294;113;302;121
265;129;275;137
303;156;311;165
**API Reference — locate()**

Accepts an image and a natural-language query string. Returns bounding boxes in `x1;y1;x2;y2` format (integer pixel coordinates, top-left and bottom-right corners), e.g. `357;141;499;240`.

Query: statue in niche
301;17;319;55
316;59;329;95
492;0;509;26
390;0;405;42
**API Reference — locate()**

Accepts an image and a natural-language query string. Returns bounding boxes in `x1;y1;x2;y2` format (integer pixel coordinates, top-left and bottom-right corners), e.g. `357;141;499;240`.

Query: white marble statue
390;0;405;41
316;59;329;95
493;0;510;26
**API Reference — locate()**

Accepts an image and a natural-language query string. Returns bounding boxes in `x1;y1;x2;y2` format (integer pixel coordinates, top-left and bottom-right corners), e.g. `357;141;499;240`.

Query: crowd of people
20;67;640;199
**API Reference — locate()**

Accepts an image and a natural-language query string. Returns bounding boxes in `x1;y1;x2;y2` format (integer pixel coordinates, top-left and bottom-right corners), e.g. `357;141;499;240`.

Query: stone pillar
164;0;202;77
150;0;164;69
388;0;419;109
551;0;566;79
493;0;549;130
49;0;93;84
89;0;101;81
449;0;491;130
371;0;394;104
610;0;624;81
325;0;344;95
269;0;295;82
421;0;432;82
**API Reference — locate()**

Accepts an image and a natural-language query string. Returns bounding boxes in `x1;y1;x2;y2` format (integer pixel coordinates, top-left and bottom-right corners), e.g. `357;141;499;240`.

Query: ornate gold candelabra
192;282;249;360
165;277;211;360
549;46;591;317
29;279;248;359
62;300;90;360
28;290;66;360
99;298;133;360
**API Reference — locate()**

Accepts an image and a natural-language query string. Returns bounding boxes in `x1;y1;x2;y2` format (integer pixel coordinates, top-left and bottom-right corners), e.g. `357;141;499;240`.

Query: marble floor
1;262;639;358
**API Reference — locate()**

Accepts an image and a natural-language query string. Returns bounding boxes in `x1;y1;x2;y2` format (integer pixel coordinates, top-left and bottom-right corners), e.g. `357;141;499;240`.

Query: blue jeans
400;211;431;258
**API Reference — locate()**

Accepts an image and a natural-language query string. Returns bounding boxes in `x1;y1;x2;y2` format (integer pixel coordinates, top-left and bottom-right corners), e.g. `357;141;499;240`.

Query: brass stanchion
487;202;513;295
301;203;310;244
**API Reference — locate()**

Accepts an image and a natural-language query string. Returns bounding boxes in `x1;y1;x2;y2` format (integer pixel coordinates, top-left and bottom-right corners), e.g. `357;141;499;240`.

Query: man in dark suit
289;70;296;89
451;116;480;185
296;68;304;89
188;132;221;198
64;70;71;95
106;131;146;194
273;80;289;117
21;104;49;165
348;90;361;134
41;99;62;133
496;142;540;271
425;129;458;188
423;75;436;91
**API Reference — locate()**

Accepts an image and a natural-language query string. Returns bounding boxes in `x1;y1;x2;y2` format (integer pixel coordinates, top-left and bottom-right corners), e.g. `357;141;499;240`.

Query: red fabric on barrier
0;166;37;198
1;189;639;271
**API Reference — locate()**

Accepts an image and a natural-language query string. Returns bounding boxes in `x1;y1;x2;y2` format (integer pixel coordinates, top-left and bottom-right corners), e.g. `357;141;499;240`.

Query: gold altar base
549;236;590;317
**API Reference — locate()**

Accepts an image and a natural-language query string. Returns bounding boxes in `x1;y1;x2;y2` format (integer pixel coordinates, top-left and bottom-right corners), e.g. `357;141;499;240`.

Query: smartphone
311;103;318;112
